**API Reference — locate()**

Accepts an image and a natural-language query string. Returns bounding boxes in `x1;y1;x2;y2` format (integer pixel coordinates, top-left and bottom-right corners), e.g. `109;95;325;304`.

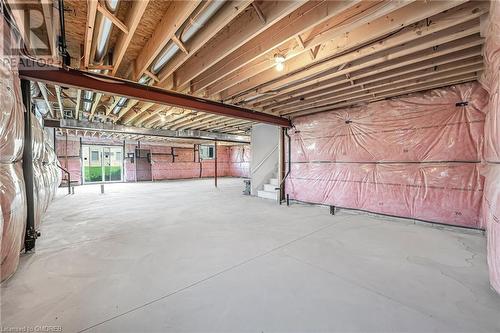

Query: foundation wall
56;137;251;184
286;82;487;229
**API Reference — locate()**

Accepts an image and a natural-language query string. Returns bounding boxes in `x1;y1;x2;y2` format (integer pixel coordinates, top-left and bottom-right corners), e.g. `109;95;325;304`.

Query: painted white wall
250;124;279;195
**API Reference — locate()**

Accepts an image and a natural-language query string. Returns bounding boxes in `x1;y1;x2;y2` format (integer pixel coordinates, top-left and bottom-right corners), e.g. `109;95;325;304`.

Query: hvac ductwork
83;0;120;115
112;1;225;116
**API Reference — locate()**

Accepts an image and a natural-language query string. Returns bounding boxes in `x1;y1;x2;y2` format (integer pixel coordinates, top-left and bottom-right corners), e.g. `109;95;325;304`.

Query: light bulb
276;62;284;71
274;54;285;63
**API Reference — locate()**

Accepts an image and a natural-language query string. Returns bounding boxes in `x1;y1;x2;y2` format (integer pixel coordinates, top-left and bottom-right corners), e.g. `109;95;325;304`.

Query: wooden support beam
203;0;414;96
192;0;378;93
54;85;64;119
295;35;305;49
171;35;189;55
155;0;253;86
262;47;482;110
263;26;483;108
309;45;320;61
173;0;305;88
40;0;56;57
110;0;150;75
116;99;139;122
144;70;160;82
251;2;266;24
278;63;483;114
105;95;122;116
89;93;103;120
37;82;54;117
197;117;250;131
163;111;197;129
84;0;98;68
96;2;128;34
179;114;221;130
123;102;154;125
287;75;478;118
171;113;214;131
75;89;81;120
133;105;171;127
133;0;201;80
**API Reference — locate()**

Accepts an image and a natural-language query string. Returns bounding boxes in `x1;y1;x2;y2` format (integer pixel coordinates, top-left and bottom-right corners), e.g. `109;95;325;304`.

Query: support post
21;79;37;251
279;128;285;203
214;140;218;188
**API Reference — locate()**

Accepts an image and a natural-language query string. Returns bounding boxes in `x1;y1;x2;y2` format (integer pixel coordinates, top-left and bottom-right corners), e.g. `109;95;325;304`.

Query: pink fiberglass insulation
1;16;26;283
228;146;251;178
480;0;500;294
0;163;27;282
0;52;24;164
32;116;60;229
0;16;60;282
287;82;486;228
58;137;250;183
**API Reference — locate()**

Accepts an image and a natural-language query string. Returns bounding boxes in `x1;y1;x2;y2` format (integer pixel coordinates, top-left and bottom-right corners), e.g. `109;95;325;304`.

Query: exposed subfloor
1;178;500;332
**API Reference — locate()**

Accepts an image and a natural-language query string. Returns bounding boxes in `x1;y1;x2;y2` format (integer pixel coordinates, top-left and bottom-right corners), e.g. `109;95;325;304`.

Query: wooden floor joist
11;0;488;134
223;1;484;102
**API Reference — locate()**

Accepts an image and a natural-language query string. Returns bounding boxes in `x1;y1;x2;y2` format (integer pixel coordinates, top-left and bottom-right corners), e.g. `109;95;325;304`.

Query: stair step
269;178;279;186
264;184;278;192
257;190;279;200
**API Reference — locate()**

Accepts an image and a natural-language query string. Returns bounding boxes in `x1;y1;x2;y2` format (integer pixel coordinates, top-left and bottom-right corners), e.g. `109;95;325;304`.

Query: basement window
200;145;215;160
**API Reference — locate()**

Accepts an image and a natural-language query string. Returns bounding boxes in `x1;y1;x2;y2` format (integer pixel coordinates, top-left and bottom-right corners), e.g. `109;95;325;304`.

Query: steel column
21;79;37;251
214;141;218;188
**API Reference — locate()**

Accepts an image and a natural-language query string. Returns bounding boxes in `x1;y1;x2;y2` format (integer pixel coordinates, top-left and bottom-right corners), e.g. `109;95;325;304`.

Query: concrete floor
1;178;500;333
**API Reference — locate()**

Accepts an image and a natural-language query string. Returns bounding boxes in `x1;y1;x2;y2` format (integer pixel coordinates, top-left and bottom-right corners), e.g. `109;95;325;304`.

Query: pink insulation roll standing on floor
287;82;487;228
0;61;24;163
0;163;27;282
480;0;500;294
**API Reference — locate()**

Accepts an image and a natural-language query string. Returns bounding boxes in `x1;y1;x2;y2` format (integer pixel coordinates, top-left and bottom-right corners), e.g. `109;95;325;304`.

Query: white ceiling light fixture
274;54;285;71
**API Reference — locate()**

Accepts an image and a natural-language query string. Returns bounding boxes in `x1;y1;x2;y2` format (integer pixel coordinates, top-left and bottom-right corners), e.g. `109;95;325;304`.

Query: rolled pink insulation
287;82;486;228
0;58;24;163
1;15;60;282
480;0;500;294
481;165;500;293
0;163;27;281
1;16;26;283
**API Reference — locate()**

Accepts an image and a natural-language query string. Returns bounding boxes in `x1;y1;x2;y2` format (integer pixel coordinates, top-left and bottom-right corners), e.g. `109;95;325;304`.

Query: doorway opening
82;145;124;183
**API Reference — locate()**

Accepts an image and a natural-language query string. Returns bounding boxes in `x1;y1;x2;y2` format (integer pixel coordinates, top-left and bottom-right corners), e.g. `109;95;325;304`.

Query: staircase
257;172;280;201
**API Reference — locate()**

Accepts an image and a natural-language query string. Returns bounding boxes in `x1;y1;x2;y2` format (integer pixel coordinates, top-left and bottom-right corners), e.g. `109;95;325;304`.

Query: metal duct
94;0;120;64
106;1;226;118
111;1;225;117
150;0;225;74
